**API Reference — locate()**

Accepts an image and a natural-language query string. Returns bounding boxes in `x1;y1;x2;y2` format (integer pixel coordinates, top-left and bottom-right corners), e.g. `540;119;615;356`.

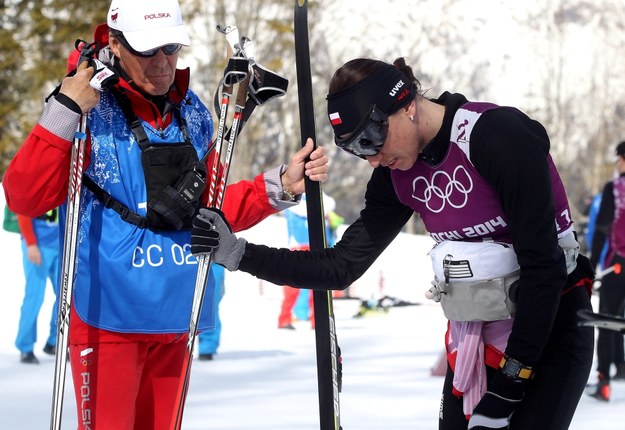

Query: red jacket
16;215;36;246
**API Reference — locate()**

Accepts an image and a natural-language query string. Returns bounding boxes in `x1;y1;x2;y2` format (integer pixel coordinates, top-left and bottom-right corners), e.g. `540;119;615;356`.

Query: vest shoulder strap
82;175;147;229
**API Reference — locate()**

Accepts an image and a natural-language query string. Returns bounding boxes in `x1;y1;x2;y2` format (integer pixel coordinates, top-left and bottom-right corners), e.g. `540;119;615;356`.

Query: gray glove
191;208;247;271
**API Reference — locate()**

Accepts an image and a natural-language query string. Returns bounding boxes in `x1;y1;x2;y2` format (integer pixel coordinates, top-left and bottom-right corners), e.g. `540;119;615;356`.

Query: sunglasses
113;31;182;58
334;105;389;159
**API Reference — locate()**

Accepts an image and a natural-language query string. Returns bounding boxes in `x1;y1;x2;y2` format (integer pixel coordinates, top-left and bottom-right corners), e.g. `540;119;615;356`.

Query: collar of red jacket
113;68;190;130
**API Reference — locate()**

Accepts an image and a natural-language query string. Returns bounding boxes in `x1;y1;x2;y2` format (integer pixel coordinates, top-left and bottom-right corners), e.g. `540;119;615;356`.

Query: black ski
578;309;625;333
294;1;342;429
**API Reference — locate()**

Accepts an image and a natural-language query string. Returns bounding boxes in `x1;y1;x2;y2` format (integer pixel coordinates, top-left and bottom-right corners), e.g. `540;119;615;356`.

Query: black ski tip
577;309;597;321
577;309;625;333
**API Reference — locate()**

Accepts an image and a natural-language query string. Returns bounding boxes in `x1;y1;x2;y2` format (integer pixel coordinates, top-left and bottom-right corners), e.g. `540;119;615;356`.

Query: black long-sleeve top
239;92;569;365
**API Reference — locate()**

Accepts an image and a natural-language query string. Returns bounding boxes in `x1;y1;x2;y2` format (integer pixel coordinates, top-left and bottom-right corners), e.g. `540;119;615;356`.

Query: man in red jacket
3;0;328;427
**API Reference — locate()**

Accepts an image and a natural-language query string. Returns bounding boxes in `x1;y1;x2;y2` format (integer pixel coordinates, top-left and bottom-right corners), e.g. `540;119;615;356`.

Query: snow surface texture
0;191;622;429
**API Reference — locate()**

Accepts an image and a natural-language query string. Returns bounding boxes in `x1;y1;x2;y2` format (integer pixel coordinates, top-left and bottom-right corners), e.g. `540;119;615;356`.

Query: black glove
468;369;527;429
191;208;246;271
569;253;595;284
191;208;221;254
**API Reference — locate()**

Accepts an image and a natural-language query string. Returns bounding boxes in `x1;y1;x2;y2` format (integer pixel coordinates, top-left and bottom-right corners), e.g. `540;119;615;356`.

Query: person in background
278;193;342;329
2;0;328;427
585;193;609;270
193;57;595;430
586;140;625;401
3;204;20;234
14;209;60;364
585;191;625;387
198;264;225;361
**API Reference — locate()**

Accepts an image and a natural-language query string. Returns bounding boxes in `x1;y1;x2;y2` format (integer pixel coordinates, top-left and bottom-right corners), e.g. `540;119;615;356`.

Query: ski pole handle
596;263;622;280
593;263;622;292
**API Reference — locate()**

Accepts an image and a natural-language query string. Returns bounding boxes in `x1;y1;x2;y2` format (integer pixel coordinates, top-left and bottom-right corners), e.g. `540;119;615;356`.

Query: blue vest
33;209;60;249
67;90;216;333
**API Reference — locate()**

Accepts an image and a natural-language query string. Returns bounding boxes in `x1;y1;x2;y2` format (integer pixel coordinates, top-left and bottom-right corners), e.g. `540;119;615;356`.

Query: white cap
107;0;190;52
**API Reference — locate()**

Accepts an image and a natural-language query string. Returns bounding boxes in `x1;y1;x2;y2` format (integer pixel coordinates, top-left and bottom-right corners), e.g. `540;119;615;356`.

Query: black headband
326;65;416;138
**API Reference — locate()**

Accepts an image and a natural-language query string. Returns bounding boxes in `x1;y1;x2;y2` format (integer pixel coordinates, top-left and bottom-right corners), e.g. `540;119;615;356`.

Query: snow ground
0;191;623;429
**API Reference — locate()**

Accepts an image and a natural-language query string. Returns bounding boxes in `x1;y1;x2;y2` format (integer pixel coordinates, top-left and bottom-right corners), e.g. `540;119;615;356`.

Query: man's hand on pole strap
59;61;101;114
280;138;329;195
191;208;247;271
58;46;118;113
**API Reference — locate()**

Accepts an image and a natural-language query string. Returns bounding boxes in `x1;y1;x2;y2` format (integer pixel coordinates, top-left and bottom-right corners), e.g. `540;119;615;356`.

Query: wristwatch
281;187;296;202
499;355;533;380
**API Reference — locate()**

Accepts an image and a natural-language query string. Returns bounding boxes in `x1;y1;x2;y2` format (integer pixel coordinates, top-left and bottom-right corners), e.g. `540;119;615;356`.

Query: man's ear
108;34;122;58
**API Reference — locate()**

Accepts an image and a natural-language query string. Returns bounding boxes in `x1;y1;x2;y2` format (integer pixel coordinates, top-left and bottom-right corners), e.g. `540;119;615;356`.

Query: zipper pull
443;254;452;292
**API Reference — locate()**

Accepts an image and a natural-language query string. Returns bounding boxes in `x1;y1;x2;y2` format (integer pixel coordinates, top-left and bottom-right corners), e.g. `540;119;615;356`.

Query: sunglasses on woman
334;105;389;159
113;31;182;58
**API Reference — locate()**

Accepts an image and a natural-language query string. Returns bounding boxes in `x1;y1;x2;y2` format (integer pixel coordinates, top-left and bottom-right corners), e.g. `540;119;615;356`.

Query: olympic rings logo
411;166;473;213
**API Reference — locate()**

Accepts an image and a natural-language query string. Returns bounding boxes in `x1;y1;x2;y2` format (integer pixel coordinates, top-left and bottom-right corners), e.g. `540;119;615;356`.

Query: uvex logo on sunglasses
144;12;172;20
389;79;405;97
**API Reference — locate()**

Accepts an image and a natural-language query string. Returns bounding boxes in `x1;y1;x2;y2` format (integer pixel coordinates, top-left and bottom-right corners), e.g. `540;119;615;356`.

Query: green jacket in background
3;205;20;233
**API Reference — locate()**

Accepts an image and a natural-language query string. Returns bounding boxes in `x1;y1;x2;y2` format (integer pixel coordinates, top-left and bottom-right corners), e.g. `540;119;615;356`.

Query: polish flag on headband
329;112;342;126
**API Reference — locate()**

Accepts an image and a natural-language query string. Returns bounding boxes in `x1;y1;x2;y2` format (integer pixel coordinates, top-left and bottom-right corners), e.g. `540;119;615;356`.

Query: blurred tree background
2;0;625;238
0;0;108;173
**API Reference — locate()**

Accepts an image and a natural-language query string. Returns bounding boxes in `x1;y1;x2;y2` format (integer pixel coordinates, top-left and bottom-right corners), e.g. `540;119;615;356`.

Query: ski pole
216;71;251;204
593;262;622;292
49;41;118;430
50;112;87;430
170;55;250;430
598;262;622;278
216;29;288;137
209;69;244;202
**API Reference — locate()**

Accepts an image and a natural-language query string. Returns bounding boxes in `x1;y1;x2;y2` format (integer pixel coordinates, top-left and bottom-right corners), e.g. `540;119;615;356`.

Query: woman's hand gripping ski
191;138;329;269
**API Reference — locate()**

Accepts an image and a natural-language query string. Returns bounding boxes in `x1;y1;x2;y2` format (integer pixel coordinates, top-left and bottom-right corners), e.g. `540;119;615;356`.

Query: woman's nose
366;153;382;168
